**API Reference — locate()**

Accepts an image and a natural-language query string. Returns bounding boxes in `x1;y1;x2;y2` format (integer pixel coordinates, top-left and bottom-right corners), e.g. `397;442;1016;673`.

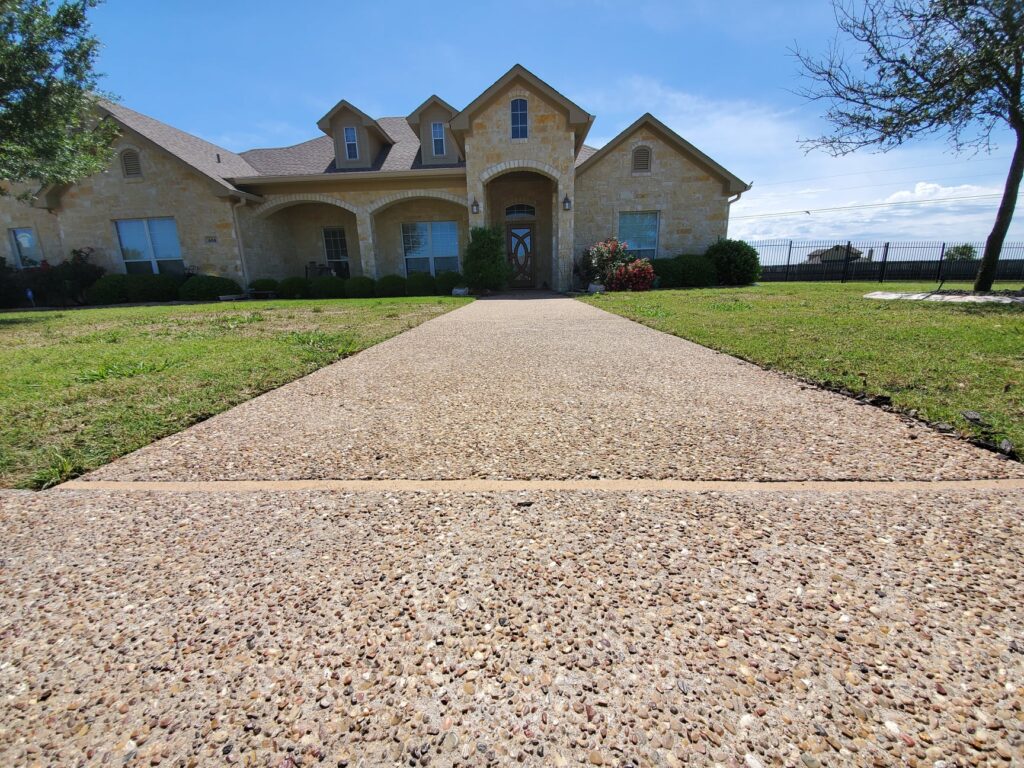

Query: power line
753;156;1007;187
733;193;1004;220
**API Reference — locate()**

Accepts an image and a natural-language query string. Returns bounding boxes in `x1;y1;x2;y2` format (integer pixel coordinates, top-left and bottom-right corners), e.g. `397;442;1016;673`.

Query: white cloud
578;75;1022;244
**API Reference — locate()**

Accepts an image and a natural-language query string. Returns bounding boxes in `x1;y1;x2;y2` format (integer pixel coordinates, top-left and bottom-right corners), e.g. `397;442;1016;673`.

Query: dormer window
121;149;142;178
343;126;359;160
632;146;652;173
511;98;528;139
431;122;445;156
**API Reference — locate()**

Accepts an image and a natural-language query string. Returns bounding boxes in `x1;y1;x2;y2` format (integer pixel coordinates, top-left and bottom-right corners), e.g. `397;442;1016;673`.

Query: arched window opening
511;98;528;139
121;149;142;178
505;204;536;219
632;146;652;173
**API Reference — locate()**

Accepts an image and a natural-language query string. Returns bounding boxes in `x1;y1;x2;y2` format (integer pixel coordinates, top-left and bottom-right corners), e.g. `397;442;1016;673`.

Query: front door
507;224;535;288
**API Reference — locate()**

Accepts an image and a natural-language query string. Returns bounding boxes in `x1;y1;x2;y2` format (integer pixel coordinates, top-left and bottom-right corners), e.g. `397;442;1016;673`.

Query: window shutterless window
510;98;528;139
114;217;185;275
431;122;445;156
618;212;659;259
401;220;459;276
343;126;358;160
322;227;350;278
7;227;40;269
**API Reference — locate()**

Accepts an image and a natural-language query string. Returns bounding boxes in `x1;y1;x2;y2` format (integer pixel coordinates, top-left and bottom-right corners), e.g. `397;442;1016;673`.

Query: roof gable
576;113;750;195
316;99;392;145
98;101;256;195
406;95;458;132
450;65;594;153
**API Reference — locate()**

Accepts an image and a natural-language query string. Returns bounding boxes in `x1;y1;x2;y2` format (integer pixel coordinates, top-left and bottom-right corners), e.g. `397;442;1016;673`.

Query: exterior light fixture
562;194;572;211
471;198;480;214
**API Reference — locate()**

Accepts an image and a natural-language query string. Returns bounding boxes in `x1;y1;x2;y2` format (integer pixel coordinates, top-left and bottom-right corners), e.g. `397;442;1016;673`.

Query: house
1;65;750;292
806;244;865;263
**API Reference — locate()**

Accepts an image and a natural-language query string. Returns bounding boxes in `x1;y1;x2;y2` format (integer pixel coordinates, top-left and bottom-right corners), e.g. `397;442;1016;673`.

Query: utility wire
732;193;1004;220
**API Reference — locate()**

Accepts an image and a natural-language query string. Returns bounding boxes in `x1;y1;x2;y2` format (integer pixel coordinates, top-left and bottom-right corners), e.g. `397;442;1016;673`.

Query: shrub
309;276;346;298
249;278;279;292
406;272;437;296
573;253;598;288
0;258;22;307
125;274;182;302
463;226;512;292
14;248;106;306
706;239;760;286
86;274;130;305
435;271;464;295
344;275;375;298
178;274;242;301
276;276;311;299
606;258;655;292
587;237;632;285
654;254;717;288
375;274;407;297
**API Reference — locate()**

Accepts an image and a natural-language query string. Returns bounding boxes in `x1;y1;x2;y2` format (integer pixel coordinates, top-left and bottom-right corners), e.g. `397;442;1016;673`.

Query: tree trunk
975;128;1024;291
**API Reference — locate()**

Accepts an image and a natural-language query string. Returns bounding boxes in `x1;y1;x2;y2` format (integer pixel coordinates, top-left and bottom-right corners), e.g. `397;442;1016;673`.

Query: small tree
1;0;117;197
945;243;978;261
796;0;1024;291
462;226;511;292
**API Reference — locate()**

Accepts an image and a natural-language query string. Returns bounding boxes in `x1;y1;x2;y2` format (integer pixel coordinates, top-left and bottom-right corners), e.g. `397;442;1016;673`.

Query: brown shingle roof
100;101;256;192
237;117;465;178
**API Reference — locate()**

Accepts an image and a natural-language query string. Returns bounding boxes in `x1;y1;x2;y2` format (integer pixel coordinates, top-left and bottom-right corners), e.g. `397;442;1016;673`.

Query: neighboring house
1;65;750;292
806;245;865;263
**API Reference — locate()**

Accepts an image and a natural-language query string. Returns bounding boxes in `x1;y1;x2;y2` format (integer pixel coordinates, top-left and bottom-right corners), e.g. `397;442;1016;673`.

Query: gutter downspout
230;196;252;288
728;181;752;205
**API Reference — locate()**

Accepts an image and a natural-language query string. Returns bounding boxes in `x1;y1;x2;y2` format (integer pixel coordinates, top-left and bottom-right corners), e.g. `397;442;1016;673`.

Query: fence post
841;241;852;283
784;240;793;282
936;242;946;282
879;242;889;283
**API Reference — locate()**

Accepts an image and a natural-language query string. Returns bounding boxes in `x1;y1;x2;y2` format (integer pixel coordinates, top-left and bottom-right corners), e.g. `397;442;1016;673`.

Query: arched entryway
245;201;362;281
484;171;556;289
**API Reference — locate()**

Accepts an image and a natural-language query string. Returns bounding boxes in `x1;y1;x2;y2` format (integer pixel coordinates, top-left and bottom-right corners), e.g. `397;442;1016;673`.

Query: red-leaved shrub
606;258;655;291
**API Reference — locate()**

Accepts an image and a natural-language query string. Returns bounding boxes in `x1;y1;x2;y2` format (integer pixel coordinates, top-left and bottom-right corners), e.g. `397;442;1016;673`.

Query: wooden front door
507;224;535;288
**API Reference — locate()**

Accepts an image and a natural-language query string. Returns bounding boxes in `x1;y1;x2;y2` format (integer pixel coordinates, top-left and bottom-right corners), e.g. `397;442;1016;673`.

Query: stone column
356;210;377;279
555;174;575;291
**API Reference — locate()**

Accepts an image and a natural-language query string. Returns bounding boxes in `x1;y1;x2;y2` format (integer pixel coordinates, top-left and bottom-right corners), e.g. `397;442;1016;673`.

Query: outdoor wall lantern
471;198;480;214
562;194;572;211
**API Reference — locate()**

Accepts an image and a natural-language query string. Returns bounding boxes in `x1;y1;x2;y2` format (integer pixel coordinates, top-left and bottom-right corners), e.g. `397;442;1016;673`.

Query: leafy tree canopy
0;0;116;196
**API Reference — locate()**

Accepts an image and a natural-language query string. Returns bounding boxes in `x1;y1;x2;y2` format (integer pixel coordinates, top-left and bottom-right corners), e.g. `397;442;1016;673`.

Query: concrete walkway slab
83;294;1020;483
3;487;1022;766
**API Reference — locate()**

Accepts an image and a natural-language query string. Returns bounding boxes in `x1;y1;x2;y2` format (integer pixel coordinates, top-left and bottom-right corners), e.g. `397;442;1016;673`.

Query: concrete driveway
2;295;1022;767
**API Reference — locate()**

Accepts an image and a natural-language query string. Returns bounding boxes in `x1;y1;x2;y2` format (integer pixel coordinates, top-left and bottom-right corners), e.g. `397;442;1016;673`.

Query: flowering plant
586;237;632;285
606;258;655;292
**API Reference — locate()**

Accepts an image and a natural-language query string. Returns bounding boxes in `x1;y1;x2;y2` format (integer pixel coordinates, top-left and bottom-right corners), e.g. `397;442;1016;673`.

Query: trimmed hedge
85;274;130;305
344;275;375;298
706;239;760;286
309;276;346;298
276;276;311;299
435;271;464;296
249;278;279;292
653;254;717;288
375;274;407;297
178;274;242;301
406;272;436;296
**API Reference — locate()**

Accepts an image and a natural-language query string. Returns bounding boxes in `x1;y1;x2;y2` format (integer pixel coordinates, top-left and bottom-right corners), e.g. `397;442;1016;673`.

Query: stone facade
1;66;748;294
575;125;731;260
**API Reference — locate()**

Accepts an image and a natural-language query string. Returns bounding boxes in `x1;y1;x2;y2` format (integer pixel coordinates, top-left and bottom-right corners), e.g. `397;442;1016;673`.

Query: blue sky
90;0;1022;242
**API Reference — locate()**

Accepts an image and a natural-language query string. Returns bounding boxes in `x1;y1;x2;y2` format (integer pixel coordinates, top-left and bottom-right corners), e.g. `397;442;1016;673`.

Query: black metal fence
749;240;1024;283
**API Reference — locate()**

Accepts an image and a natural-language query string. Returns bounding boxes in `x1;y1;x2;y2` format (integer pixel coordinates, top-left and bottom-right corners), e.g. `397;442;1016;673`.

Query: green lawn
582;281;1024;453
0;297;470;489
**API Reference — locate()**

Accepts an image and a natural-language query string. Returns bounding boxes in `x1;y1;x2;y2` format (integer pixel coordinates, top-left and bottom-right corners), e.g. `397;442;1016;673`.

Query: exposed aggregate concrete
83;296;1022;483
2;488;1022;767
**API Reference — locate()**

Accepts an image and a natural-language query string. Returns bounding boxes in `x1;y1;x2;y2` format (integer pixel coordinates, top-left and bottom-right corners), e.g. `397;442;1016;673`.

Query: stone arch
480;160;563;186
254;193;363;219
367;190;468;215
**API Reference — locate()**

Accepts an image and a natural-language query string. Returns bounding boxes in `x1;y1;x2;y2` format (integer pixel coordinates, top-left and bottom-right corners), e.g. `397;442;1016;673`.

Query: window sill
511;137;529;144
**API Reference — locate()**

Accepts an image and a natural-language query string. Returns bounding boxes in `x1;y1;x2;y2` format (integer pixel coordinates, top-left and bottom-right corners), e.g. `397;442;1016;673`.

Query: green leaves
0;0;116;192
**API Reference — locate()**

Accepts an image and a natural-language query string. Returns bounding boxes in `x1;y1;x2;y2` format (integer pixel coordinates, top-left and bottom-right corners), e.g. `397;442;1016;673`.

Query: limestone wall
574;126;730;260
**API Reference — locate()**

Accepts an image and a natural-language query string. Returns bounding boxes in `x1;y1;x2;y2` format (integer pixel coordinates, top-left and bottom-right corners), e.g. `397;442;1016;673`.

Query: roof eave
227;166;468;186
